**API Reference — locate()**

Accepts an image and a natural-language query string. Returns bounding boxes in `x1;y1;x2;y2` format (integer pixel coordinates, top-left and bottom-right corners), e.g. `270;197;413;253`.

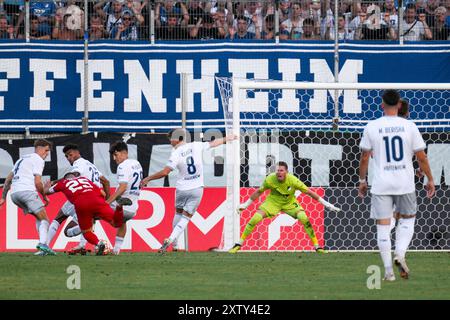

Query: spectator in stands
89;14;108;40
425;0;441;27
278;0;291;24
444;0;450;26
155;0;189;27
324;14;354;40
0;15;14;39
401;4;432;40
52;13;83;40
156;12;189;40
348;1;370;33
187;0;205;25
280;2;304;40
260;14;275;40
213;8;232;36
15;1;56;38
1;0;22;27
95;0;125;35
382;0;399;30
124;0;145;25
244;1;263;34
190;13;225;39
432;6;450;40
354;4;396;40
226;15;259;40
110;9;139;40
55;0;84;35
299;17;320;40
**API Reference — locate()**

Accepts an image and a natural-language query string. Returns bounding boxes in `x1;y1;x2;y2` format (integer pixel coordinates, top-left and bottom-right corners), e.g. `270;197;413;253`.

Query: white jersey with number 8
359;116;426;195
167;142;211;191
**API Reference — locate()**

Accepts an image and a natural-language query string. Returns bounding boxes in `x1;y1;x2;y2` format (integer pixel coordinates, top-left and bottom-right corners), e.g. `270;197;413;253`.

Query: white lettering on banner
248;142;294;187
0;148;14;178
298;144;343;186
426;144;450;185
228;59;269;112
0;59;20;111
6;194;38;249
309;59;363;113
76;59;115;112
176;59;219;113
124;190;166;249
278;59;301;112
268;214;297;249
191;200;226;234
124;60;167;113
29;59;67;111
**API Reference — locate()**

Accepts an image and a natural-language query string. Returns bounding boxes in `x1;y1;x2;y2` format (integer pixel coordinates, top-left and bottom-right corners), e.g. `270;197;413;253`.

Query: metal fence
1;0;448;42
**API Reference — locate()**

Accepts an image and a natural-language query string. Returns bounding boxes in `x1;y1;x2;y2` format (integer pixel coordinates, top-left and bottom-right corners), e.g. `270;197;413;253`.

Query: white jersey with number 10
167;142;211;191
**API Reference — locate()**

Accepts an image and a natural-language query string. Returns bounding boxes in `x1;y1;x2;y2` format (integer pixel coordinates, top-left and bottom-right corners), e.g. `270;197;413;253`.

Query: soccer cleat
315;247;328;254
116;197;132;206
158;239;171;254
383;273;396;281
228;243;242;253
36;243;56;256
394;256;410;279
67;246;89;256
95;240;107;256
34;250;47;256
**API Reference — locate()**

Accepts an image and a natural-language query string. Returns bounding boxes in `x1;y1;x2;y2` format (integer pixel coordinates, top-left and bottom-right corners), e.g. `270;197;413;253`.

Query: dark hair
34;139;52;150
405;3;416;11
277;161;288;170
109;141;128;154
398;99;409;118
382;89;400;107
265;14;275;23
63;144;79;154
236;15;248;23
303;18;314;26
167;128;186;142
30;15;39;21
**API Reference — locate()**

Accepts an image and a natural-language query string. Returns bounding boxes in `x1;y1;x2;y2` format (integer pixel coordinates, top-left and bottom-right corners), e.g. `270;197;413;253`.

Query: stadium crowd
0;0;449;41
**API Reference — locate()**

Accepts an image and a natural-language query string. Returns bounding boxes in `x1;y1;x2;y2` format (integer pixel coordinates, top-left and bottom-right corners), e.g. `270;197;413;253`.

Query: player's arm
140;166;173;188
237;189;263;214
208;134;238;148
0;171;14;207
35;175;49;206
415;150;435;198
358;149;371;198
99;175;111;199
303;189;341;212
106;182;128;205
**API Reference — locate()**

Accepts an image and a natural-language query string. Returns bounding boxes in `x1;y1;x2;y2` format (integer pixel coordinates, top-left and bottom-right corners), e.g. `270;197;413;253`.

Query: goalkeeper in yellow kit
229;161;341;253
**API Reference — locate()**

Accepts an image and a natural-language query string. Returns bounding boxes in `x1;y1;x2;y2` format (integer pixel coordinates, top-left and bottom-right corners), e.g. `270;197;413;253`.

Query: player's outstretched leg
229;212;264;253
34;211;56;256
159;213;192;254
377;222;395;281
296;211;326;253
394;215;415;279
171;213;183;251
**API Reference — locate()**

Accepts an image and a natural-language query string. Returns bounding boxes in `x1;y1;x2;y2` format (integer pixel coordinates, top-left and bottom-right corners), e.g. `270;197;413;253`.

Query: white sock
47;220;60;245
38;220;49;245
169;215;190;243
79;234;88;248
114;236;124;254
171;213;182;248
389;217;396;232
395;217;415;260
377;224;393;275
66;225;81;237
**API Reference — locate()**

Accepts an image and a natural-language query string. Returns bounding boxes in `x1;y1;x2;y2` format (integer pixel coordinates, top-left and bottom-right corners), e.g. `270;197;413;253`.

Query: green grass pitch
0;252;449;300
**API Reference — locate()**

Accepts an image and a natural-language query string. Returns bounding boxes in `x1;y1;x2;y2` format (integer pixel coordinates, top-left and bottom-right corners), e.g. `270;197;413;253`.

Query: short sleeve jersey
49;177;103;204
167;141;211;191
71;157;103;187
359;116;426;195
116;159;143;206
10;153;45;194
258;173;309;204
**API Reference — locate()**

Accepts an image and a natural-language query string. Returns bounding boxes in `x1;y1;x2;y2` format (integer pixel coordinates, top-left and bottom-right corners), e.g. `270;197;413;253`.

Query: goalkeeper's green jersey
258;173;309;204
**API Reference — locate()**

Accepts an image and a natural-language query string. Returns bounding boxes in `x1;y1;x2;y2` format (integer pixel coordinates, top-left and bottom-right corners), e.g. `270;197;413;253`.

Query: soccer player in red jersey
45;171;128;255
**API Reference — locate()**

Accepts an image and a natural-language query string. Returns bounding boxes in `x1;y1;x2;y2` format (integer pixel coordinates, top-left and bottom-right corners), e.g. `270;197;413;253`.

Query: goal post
216;77;450;252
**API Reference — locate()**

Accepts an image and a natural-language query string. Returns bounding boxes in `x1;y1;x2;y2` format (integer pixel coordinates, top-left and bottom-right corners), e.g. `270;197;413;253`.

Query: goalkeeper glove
237;198;253;214
318;197;341;212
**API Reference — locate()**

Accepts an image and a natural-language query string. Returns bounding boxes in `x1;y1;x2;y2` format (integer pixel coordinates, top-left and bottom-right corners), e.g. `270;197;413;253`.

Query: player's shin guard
394;217;415;260
296;211;319;247
46;220;60;245
114;236;124;255
113;206;124;227
66;225;81;237
377;224;393;275
169;215;190;243
83;231;100;246
37;220;49;245
171;213;182;248
240;212;263;244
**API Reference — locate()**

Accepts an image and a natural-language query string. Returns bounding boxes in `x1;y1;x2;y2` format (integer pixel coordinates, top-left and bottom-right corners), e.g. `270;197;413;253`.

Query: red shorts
74;195;115;231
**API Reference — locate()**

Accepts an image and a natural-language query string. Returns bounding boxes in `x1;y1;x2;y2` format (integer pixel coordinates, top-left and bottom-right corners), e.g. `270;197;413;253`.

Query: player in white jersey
140;128;237;253
106;141;143;255
0;139;56;255
358;90;435;281
46;144;111;255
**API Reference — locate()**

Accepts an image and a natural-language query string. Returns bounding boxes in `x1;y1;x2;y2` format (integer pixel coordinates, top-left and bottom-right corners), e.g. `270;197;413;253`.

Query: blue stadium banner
0;41;449;132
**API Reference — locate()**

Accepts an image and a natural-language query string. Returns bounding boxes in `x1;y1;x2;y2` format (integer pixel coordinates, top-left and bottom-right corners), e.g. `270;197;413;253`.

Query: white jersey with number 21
360;116;426;195
167;142;211;191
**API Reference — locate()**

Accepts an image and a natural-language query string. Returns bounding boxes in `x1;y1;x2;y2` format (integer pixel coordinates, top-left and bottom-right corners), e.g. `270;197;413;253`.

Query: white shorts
370;192;417;220
10;191;44;215
175;187;203;215
110;201;137;222
61;201;76;217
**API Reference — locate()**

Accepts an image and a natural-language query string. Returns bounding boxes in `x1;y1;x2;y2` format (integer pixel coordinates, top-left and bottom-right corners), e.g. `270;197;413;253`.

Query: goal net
216;77;450;252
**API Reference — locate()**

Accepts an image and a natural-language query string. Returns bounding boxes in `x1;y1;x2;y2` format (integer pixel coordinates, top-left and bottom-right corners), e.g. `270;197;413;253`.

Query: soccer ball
95;239;113;255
